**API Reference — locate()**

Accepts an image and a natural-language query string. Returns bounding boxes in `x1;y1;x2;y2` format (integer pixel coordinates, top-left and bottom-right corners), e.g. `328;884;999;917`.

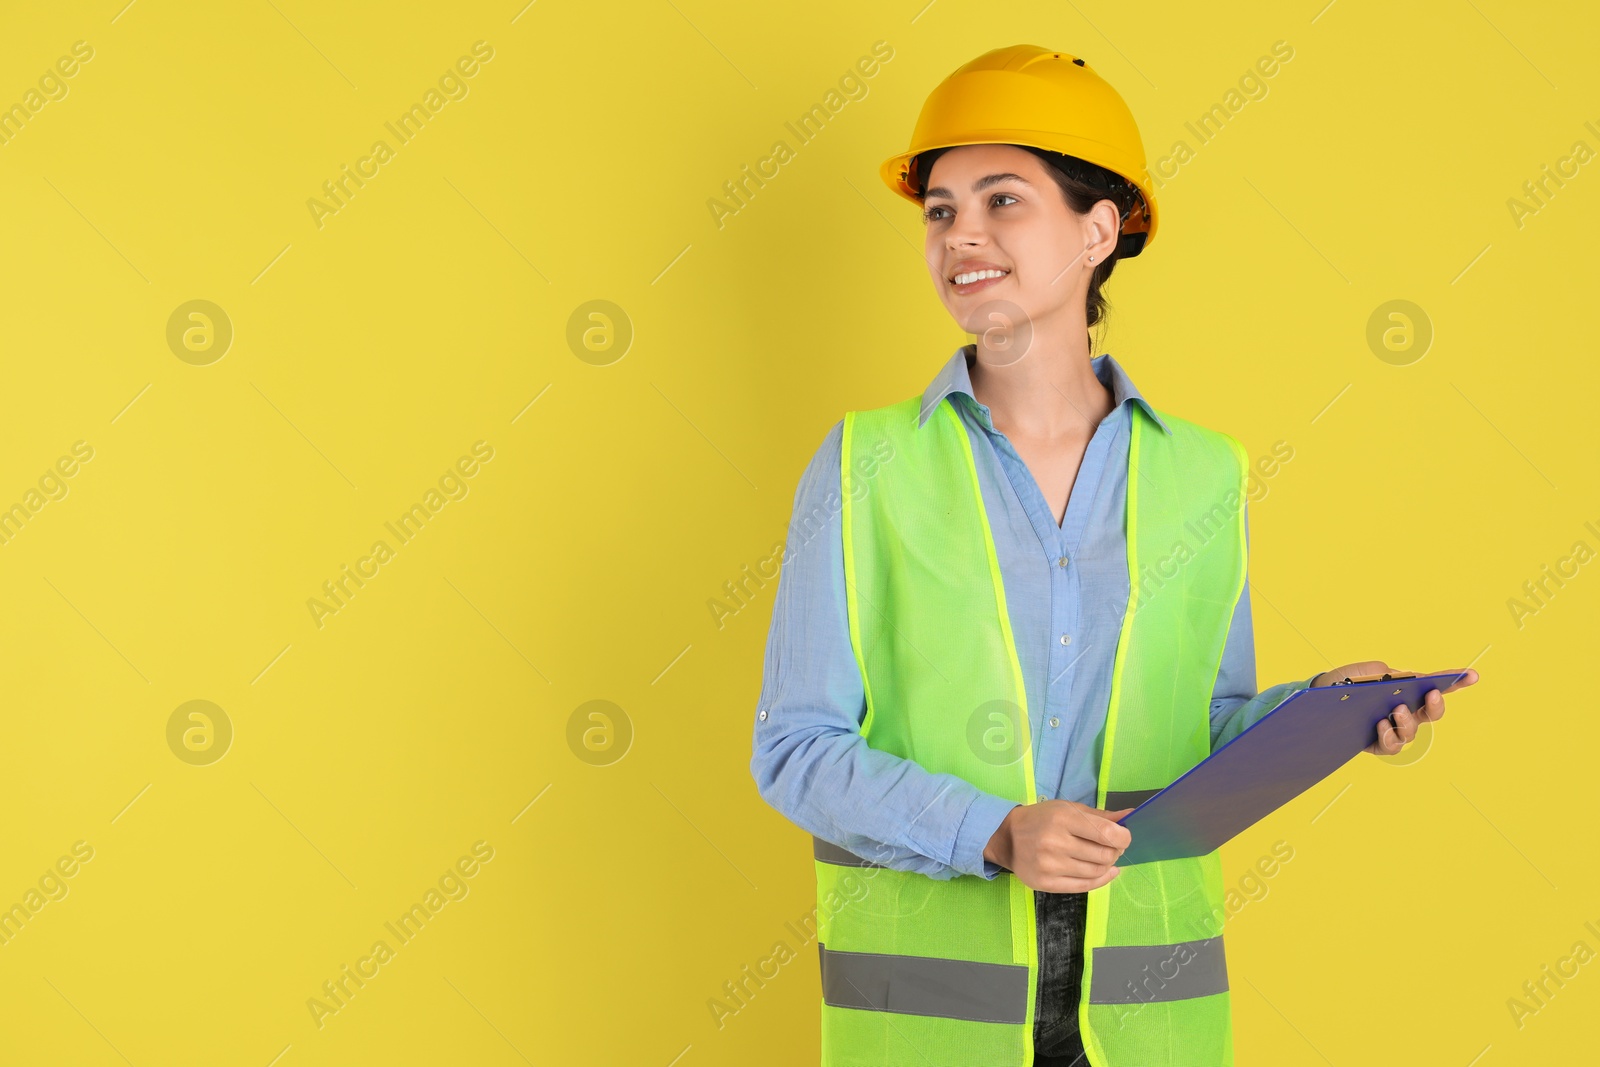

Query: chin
951;297;1036;339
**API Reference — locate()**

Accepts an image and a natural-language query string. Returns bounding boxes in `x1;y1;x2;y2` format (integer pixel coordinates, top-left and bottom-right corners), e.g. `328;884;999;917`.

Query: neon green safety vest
813;390;1250;1066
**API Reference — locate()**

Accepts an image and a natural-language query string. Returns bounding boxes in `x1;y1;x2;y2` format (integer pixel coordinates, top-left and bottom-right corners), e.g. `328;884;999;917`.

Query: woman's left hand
1311;660;1480;756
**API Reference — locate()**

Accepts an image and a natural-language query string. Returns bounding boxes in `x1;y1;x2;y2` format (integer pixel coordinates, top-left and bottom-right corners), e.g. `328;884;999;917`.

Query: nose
946;213;985;250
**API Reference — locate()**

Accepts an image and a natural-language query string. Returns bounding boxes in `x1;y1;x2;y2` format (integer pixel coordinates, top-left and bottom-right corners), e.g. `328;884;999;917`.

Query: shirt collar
916;345;1172;436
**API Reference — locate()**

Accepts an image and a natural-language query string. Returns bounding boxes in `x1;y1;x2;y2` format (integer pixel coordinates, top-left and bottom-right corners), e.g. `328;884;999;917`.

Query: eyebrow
922;172;1034;201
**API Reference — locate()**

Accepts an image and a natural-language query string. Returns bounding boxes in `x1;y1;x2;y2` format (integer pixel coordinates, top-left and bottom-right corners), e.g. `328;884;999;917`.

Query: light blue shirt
750;346;1321;881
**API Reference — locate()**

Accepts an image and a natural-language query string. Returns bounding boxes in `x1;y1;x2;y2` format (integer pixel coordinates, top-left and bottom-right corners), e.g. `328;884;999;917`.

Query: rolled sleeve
952;792;1020;879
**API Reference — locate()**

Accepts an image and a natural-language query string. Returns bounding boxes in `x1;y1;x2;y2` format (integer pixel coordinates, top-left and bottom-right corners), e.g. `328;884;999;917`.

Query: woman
750;45;1475;1067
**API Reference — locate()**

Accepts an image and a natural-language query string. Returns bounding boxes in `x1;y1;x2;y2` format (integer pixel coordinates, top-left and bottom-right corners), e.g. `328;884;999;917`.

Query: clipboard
1115;669;1471;866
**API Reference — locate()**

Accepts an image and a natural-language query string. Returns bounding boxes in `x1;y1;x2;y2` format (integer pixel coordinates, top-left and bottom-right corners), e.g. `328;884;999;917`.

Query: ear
1088;200;1121;261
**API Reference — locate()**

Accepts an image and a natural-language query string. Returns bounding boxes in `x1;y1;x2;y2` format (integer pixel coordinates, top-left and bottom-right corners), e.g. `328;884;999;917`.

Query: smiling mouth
949;268;1010;285
949;268;1010;294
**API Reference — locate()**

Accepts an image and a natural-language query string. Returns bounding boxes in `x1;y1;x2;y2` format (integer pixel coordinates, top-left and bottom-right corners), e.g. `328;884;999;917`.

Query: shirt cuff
952;793;1020;880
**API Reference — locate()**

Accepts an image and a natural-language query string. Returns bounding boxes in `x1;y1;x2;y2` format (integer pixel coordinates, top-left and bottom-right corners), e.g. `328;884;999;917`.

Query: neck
966;334;1114;441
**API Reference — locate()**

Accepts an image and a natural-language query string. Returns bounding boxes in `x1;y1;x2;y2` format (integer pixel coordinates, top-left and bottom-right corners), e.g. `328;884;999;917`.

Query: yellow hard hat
880;44;1158;257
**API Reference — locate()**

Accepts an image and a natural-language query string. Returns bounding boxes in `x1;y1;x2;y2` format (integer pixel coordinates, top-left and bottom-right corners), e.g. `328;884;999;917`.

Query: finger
1070;808;1132;850
1041;866;1121;894
1441;668;1479;694
1420;689;1445;723
1055;838;1123;866
1043;854;1121;880
1389;703;1417;744
1373;717;1402;754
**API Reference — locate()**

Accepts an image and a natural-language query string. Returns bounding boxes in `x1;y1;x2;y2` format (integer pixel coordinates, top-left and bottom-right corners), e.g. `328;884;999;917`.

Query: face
921;144;1121;342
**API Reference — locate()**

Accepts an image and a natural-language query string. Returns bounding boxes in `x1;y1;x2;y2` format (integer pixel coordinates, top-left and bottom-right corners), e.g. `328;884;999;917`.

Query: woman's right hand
983;800;1133;893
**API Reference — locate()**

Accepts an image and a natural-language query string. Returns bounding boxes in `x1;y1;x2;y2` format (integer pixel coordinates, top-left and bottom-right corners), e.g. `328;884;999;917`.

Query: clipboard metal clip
1326;669;1419;687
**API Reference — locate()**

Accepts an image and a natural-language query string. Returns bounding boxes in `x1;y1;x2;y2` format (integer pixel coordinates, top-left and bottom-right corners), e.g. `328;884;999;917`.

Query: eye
921;192;1020;223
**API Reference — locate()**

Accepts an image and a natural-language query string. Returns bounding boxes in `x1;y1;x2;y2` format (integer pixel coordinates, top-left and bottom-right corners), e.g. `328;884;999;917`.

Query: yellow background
0;1;1593;1064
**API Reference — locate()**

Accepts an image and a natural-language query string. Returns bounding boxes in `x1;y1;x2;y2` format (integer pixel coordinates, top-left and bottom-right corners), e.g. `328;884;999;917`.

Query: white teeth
953;269;1007;285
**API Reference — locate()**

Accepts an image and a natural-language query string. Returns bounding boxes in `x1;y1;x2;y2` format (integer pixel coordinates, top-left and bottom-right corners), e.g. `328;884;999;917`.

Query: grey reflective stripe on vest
818;942;1029;1024
1105;787;1163;809
1089;935;1228;1004
813;836;887;869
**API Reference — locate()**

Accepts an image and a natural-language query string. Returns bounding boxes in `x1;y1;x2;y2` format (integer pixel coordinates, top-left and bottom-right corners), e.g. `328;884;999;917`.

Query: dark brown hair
911;145;1144;333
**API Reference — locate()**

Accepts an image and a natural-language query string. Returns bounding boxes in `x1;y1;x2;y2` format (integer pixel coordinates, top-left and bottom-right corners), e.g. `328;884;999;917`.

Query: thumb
1107;807;1136;821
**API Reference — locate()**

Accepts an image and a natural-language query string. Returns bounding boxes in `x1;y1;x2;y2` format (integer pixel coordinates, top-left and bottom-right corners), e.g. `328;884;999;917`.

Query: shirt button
758;709;768;721
1036;793;1047;803
1049;716;1060;728
1060;634;1072;646
1057;556;1069;568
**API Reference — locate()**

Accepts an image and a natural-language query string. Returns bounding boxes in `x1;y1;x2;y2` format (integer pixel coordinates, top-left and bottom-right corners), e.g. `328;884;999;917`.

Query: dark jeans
1032;888;1089;1066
